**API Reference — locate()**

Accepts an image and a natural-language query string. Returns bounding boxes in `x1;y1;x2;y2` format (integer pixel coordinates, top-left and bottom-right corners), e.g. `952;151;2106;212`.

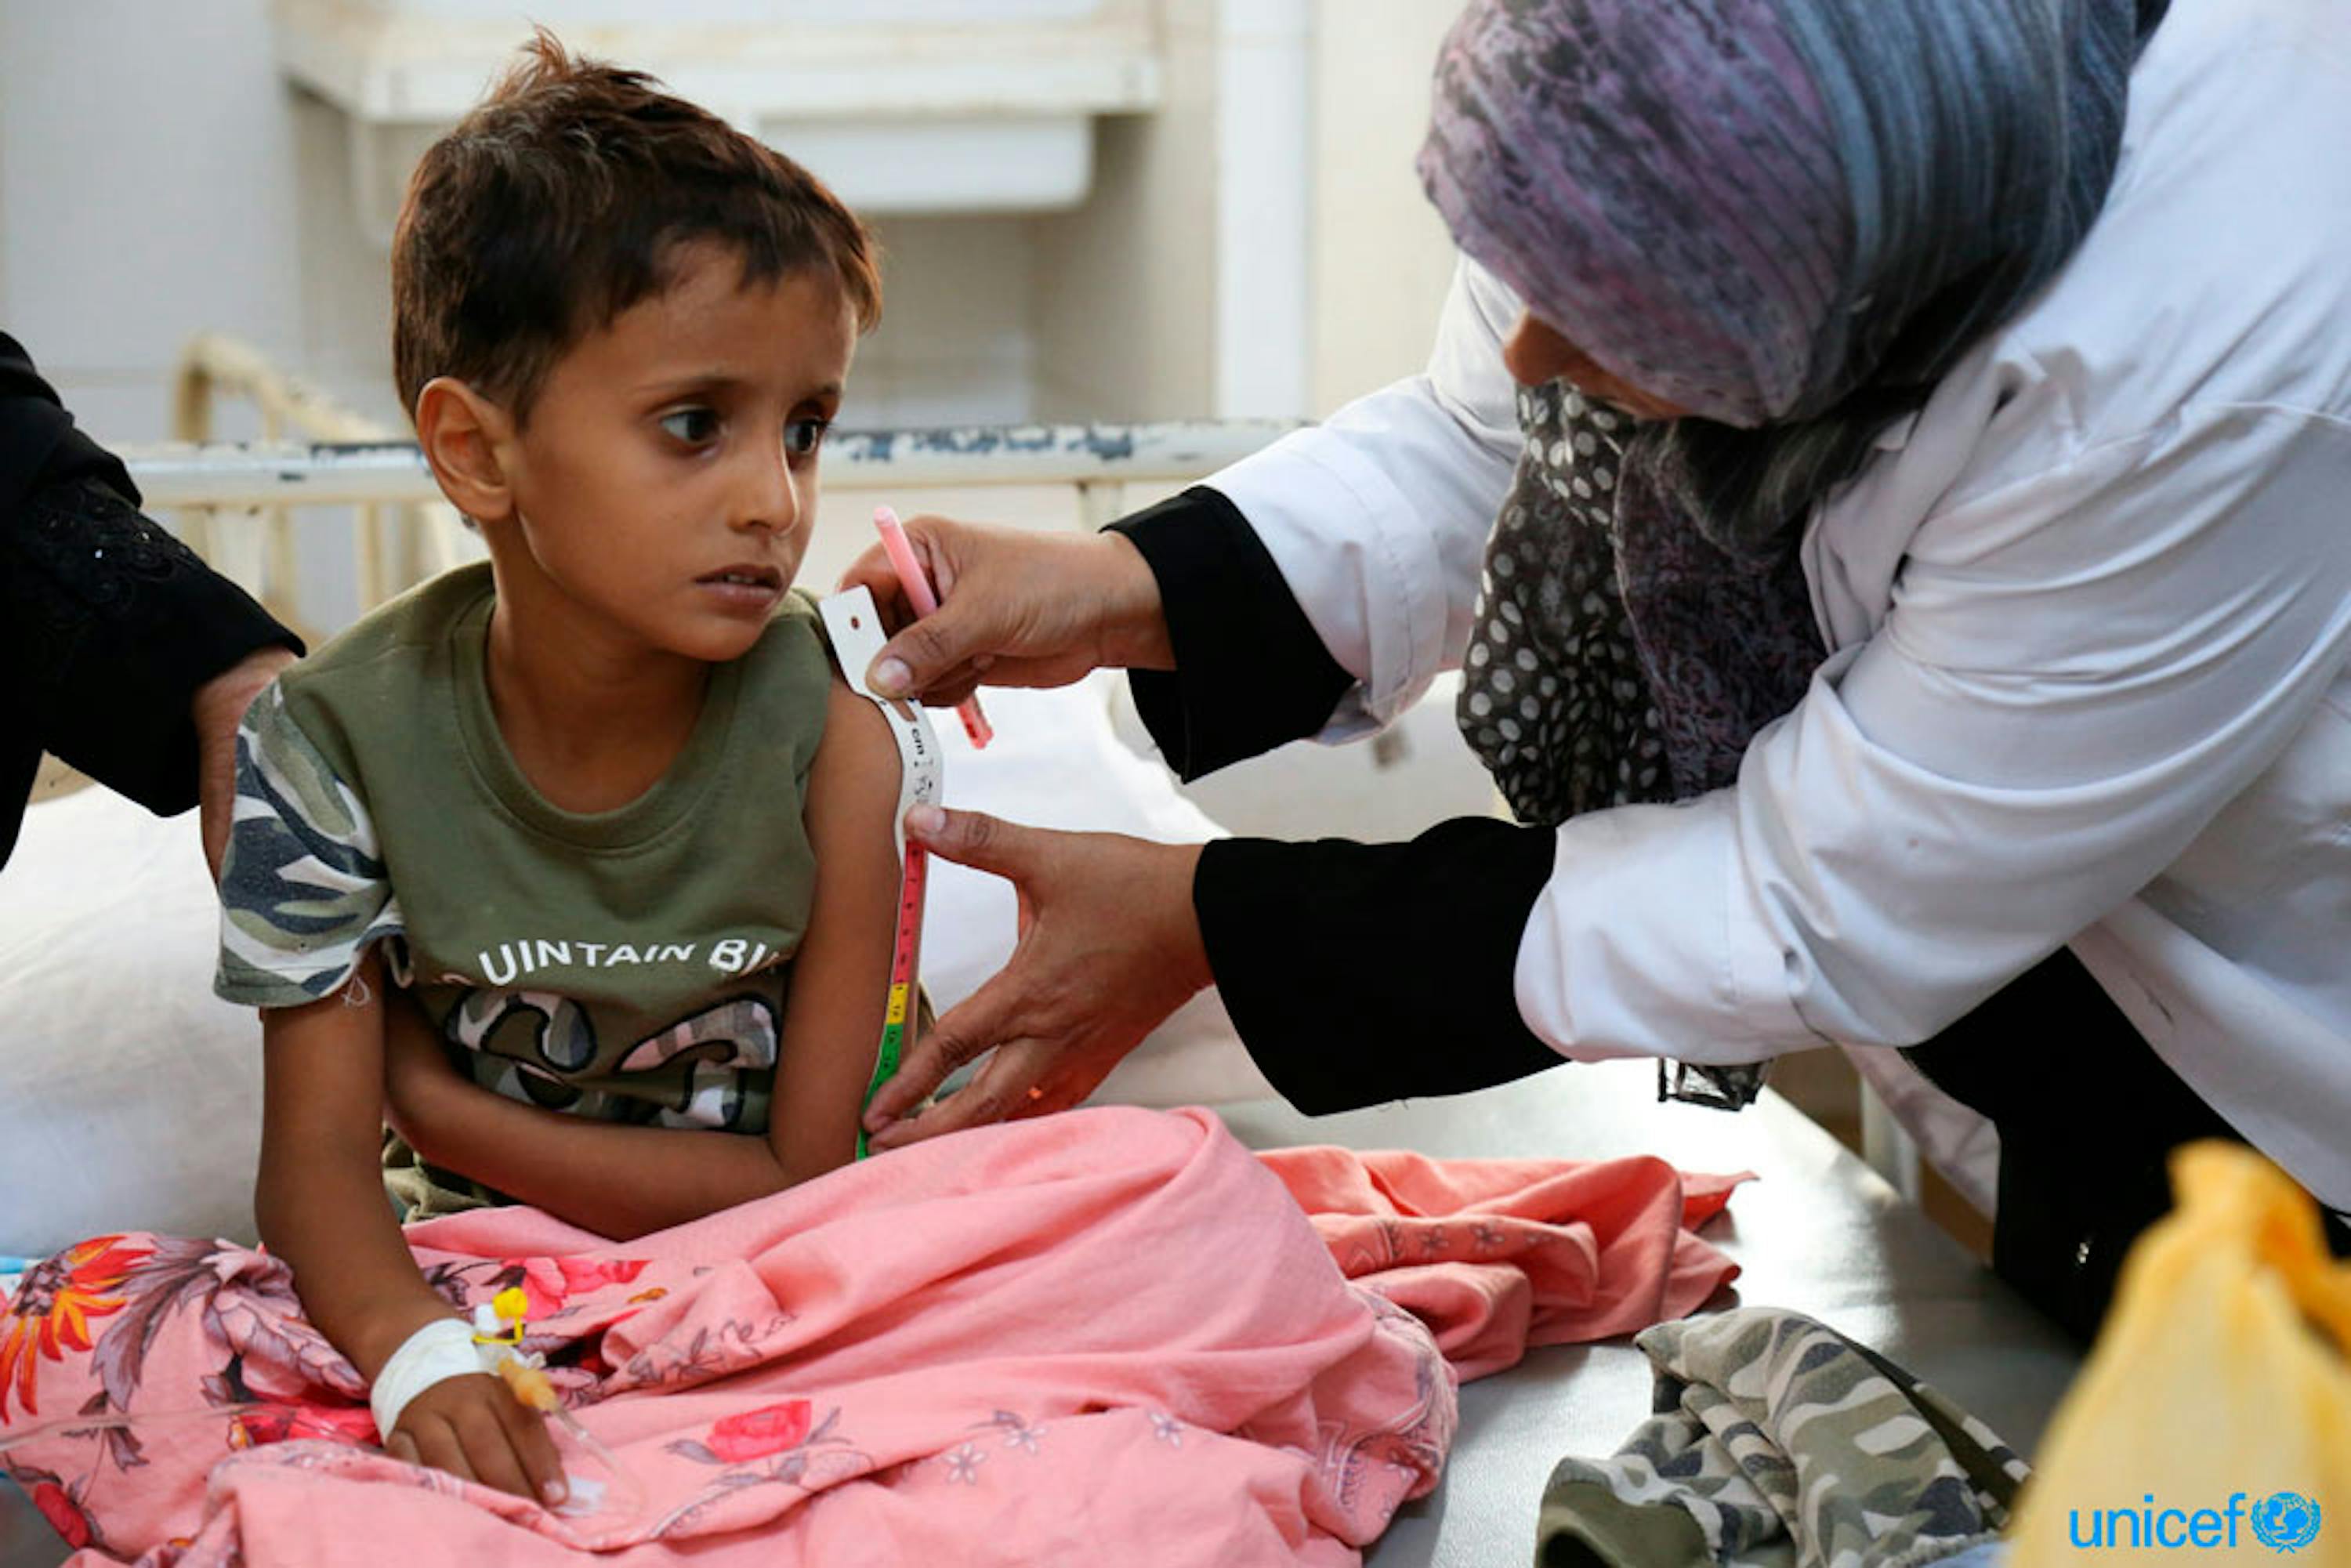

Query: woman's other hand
834;516;1172;707
861;806;1210;1150
194;644;297;882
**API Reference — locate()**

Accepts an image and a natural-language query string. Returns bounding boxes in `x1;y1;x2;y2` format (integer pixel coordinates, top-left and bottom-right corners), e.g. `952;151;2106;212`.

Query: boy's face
491;242;858;664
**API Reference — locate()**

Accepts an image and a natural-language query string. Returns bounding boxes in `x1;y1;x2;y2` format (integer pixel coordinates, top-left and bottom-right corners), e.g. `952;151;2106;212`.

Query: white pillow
0;676;1264;1255
0;786;261;1252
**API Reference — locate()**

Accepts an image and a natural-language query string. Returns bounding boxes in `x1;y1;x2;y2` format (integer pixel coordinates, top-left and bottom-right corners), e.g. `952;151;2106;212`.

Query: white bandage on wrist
369;1317;490;1441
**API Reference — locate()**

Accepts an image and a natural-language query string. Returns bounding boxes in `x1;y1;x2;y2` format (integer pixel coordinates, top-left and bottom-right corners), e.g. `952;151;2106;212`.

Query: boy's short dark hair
392;30;882;425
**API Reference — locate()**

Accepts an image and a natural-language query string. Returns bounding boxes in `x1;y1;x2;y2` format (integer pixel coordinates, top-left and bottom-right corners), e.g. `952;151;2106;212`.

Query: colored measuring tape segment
819;586;943;1159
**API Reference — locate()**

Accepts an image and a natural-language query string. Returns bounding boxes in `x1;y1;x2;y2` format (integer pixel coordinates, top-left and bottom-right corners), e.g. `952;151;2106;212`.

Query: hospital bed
2;360;2075;1562
1226;1064;2079;1566
0;1063;2080;1568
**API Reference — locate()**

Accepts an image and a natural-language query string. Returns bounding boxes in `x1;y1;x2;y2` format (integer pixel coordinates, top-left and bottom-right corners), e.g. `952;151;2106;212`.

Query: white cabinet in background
268;0;1311;427
271;0;1162;223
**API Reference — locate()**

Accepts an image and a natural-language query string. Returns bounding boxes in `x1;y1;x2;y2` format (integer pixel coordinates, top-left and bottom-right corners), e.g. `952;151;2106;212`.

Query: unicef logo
2253;1492;2322;1555
2066;1490;2326;1551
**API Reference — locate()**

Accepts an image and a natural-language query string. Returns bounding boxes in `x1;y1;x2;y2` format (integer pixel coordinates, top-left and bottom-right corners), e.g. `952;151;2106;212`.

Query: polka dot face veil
1458;383;1666;825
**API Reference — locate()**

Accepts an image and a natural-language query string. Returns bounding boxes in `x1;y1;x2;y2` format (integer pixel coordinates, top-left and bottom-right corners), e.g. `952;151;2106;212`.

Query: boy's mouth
697;563;785;613
698;565;783;590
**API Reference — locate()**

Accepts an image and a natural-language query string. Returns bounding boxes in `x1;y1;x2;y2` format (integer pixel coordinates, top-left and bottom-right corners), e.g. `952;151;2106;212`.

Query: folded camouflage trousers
1539;1309;2027;1568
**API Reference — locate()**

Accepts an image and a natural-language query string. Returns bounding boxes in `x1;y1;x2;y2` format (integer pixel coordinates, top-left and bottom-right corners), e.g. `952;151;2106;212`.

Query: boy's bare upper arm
801;671;908;880
259;950;390;1156
769;675;908;1180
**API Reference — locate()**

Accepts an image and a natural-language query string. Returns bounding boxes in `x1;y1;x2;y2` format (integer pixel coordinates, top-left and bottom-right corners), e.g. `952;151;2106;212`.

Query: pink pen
874;505;994;748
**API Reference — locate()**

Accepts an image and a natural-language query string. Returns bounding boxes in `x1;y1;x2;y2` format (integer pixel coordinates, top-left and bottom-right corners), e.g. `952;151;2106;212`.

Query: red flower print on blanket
513;1255;650;1321
0;1235;147;1422
701;1400;814;1461
26;1473;96;1549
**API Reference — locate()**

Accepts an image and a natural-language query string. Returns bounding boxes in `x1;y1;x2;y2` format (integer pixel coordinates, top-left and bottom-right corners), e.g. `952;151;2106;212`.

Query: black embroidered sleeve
2;331;136;513
5;479;299;825
4;333;301;866
1107;487;1355;781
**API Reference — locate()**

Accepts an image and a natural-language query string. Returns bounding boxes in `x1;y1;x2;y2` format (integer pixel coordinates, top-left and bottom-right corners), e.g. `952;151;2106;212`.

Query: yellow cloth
2011;1142;2351;1565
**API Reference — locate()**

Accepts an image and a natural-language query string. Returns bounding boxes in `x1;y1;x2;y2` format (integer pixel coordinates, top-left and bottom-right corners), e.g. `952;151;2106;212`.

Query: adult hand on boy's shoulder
195;643;297;882
835;516;1171;708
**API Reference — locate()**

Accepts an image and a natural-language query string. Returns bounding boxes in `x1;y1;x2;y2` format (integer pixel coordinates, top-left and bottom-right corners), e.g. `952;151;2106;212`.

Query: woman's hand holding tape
836;516;1208;1143
835;514;1172;705
860;806;1211;1150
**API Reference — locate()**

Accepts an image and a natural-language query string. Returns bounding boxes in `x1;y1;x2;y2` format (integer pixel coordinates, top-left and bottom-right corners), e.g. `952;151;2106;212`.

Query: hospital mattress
0;1059;2080;1566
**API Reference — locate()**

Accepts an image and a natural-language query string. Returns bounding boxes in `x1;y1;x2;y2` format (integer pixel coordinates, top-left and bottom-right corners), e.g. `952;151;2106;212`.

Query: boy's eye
660;408;720;444
785;418;829;459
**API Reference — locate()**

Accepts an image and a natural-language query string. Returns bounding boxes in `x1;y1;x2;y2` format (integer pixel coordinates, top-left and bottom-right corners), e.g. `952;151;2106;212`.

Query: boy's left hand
382;993;462;1143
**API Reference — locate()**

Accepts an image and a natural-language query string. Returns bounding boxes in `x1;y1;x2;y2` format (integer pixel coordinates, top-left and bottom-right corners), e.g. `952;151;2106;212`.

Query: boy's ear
414;377;518;525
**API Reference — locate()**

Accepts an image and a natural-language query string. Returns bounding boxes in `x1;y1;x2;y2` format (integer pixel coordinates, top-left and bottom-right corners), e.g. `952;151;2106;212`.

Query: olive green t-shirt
216;563;831;1158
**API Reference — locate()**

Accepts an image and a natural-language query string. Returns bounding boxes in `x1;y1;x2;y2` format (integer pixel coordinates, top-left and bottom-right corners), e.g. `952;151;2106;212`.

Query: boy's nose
731;444;800;534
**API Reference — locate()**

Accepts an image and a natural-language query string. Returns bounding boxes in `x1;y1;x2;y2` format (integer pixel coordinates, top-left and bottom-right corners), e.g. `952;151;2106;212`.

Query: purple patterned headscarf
1426;0;2167;1104
1423;0;2169;554
1423;0;1845;432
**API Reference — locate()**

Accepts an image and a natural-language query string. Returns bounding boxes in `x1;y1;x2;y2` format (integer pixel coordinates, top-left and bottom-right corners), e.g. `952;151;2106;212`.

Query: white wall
0;0;380;438
1030;0;1220;421
853;215;1043;427
0;0;1468;440
0;2;1051;439
1306;0;1465;417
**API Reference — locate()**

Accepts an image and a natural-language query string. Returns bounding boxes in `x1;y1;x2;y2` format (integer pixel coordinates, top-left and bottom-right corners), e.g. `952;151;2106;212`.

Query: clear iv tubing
0;1394;644;1520
492;1356;646;1518
0;1402;274;1457
552;1407;643;1515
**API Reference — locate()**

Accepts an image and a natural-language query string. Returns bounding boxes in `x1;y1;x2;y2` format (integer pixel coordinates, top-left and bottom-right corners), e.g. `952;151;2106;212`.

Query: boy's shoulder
730;588;839;772
738;585;835;689
266;562;494;763
261;571;837;780
277;562;494;695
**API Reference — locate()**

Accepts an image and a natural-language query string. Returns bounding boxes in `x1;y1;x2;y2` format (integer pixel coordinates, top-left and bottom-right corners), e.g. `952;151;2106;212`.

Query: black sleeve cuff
1197;818;1567;1114
1106;486;1354;781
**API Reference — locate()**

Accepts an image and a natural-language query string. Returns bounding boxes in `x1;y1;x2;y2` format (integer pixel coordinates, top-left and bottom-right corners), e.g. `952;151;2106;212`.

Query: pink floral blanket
1258;1145;1745;1381
2;1108;1741;1566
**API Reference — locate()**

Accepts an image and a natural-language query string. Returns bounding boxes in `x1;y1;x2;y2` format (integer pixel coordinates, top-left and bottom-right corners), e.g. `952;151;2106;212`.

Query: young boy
216;36;903;1505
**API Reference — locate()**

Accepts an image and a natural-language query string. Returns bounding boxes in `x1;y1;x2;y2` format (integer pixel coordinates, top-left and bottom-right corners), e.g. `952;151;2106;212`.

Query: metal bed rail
119;422;1300;510
129;333;1299;628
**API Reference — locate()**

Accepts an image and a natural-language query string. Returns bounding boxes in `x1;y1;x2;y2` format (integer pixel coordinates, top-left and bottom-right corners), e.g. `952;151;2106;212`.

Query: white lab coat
1208;0;2351;1208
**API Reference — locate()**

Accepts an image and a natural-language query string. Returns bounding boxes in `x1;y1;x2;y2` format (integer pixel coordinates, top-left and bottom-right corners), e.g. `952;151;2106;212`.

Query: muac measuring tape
818;585;942;1160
